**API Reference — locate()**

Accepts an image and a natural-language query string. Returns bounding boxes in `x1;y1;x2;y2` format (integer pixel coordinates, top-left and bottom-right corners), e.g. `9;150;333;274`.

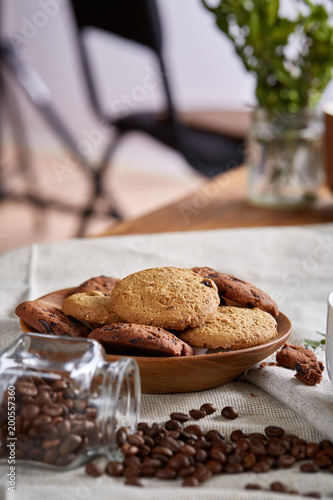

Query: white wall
2;0;333;148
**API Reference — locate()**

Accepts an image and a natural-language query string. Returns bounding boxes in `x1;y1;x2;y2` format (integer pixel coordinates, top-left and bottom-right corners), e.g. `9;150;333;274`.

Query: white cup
326;290;333;384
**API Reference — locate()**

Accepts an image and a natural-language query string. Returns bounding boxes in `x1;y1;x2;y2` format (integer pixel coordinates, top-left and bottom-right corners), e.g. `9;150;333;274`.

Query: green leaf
267;0;279;27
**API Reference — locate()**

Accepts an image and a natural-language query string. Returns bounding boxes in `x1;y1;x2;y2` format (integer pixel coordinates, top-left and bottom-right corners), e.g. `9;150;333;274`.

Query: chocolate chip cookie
15;301;90;337
89;323;194;357
62;291;123;326
75;275;120;294
179;306;278;350
191;267;279;317
110;267;220;330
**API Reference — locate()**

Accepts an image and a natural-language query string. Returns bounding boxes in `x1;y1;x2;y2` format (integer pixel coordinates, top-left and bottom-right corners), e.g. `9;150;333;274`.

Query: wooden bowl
18;288;292;394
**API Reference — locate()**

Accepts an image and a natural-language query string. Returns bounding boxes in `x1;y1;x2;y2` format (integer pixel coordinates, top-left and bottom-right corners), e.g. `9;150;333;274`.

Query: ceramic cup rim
328;290;333;307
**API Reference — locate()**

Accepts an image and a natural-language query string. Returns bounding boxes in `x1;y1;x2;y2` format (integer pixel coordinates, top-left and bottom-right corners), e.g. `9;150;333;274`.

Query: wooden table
98;166;333;237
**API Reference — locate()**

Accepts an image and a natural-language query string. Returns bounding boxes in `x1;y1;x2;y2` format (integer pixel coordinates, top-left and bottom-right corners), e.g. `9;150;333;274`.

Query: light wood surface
98;166;333;237
18;288;291;394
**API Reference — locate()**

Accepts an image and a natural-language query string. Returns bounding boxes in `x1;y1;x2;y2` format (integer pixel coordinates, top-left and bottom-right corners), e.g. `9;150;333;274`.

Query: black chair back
70;0;162;54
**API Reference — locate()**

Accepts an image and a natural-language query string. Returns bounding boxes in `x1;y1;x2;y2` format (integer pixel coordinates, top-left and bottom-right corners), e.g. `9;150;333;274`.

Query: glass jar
0;333;140;469
246;107;325;207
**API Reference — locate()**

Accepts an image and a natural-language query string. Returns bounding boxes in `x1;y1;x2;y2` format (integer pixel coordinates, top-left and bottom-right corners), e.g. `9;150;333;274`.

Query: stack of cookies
15;267;279;357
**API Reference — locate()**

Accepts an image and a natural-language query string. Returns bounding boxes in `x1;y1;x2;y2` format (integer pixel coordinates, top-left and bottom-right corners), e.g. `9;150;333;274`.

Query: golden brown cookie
179;306;278;350
15;301;90;338
191;267;279;317
88;323;194;357
62;291;123;326
75;275;120;294
110;267;220;330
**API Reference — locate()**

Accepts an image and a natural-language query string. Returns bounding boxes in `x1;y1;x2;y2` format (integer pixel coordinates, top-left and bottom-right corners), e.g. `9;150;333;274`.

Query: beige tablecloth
0;225;333;499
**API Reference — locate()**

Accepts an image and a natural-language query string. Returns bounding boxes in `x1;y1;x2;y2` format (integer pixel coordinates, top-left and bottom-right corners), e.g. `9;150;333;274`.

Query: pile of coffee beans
0;374;102;466
84;405;333;494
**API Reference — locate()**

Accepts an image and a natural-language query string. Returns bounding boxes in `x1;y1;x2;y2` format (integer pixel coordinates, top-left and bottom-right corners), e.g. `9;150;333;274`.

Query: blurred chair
0;0;244;236
71;0;244;178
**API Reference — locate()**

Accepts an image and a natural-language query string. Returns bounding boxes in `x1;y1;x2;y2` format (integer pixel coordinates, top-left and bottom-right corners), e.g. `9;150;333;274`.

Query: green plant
304;331;326;349
202;0;333;113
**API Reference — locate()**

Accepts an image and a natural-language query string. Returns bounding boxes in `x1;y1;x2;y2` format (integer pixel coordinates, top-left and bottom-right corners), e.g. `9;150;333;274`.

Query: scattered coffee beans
221;406;238;420
200;403;217;415
83;417;332;489
189;409;206;420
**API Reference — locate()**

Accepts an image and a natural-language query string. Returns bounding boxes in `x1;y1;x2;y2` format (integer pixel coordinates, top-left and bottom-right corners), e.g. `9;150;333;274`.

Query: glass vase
246;107;325;207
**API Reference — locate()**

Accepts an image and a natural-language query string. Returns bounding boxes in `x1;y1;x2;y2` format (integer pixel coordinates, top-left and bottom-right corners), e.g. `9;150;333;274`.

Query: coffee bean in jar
0;333;140;469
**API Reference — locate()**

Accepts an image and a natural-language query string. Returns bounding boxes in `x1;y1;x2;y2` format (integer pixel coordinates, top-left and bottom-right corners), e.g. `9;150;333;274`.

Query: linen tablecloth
0;224;333;499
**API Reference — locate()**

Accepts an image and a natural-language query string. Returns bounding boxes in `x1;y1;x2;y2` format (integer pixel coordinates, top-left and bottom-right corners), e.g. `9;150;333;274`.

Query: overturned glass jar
0;333;140;469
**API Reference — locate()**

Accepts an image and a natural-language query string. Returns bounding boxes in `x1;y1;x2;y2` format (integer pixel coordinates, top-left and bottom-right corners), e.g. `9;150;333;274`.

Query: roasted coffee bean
270;481;289;492
267;438;288;457
242;452;257;470
151;445;173;458
183;424;203;436
122;443;139;457
105;461;124;476
193;465;212;482
235;438;250;453
264;425;284;438
300;463;319;473
52;380;68;391
56;419;71;438
245;484;263;490
189;409;206;420
16;381;38;397
248;432;267;443
224;462;244;473
58;434;82;455
137;444;150;457
205;459;223;474
42;404;64;417
124;477;143;487
142;457;162;468
226;453;242;465
195;448;208;463
251;460;271;473
42;438;60;450
85;462;104;477
34;391;51;407
155;467;177;480
230;429;246;442
195;436;211;450
143;435;155;448
182;476;200;487
170;412;190;423
165;419;182;431
209;448;227;464
157;436;182;452
123;465;141;477
314;454;332;469
124;455;141;468
291;442;306;460
43;447;58;464
128;434;145;447
277;454;296;468
319;439;333;449
200;403;217;415
221;406;238;420
178;465;196;477
303;493;322;498
206;429;225;442
168;453;191;470
179;444;196;456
